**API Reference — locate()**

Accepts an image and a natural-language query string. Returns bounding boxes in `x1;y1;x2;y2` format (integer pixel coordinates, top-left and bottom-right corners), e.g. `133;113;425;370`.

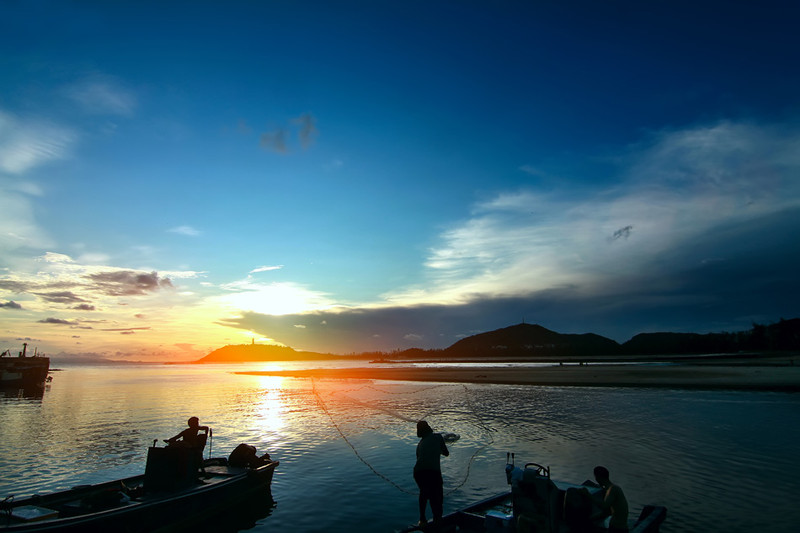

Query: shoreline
236;361;800;391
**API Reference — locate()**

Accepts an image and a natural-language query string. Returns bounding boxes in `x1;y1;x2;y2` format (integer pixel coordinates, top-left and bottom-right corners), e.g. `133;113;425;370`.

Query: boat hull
0;357;50;389
0;458;278;532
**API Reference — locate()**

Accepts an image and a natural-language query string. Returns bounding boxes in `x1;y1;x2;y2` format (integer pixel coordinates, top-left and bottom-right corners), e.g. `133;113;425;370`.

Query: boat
0;440;278;532
0;344;50;390
401;455;666;533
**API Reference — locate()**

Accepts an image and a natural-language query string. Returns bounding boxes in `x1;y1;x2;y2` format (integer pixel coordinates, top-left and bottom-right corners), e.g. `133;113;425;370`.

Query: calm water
1;363;798;532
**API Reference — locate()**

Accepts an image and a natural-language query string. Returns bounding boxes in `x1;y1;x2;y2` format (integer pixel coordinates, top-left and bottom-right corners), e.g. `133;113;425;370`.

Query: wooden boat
402;457;666;533
0;443;278;532
0;344;50;390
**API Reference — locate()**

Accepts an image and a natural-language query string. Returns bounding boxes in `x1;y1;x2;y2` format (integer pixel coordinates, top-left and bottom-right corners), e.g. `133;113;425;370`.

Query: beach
237;356;800;391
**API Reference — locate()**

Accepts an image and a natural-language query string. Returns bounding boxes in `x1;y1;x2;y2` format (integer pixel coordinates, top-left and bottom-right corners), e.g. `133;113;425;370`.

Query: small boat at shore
0;344;50;390
0;442;278;532
402;457;666;533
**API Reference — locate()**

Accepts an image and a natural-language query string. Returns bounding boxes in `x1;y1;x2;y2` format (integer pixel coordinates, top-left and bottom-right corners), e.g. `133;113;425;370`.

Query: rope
310;379;497;498
312;378;417;495
444;385;495;496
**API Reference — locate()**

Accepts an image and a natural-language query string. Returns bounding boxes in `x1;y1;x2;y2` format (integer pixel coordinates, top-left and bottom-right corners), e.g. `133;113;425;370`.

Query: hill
195;344;334;363
440;323;621;358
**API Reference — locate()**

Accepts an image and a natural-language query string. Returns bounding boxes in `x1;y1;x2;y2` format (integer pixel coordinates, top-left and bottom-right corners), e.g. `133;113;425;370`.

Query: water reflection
0;385;46;399
1;365;799;532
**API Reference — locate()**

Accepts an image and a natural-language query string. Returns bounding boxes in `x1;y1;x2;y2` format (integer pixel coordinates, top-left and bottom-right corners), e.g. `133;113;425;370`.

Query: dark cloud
260;129;288;153
610;225;633;241
0;280;31;292
1;301;22;309
292;113;318;148
74;304;96;311
38;317;76;325
34;291;88;304
101;327;151;331
87;271;173;296
258;113;317;153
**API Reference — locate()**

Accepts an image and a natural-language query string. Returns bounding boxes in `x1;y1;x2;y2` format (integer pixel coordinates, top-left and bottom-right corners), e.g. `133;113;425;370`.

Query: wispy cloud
168;225;201;237
250;265;283;274
0;109;77;174
38;317;76;325
33;291;89;304
64;76;137;116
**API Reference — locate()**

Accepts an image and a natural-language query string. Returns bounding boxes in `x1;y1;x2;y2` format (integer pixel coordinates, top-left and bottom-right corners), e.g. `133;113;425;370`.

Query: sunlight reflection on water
1;363;798;532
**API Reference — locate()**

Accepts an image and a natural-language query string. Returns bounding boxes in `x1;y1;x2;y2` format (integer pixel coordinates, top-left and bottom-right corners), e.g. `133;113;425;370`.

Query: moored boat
0;442;278;532
0;344;50;389
402;456;666;533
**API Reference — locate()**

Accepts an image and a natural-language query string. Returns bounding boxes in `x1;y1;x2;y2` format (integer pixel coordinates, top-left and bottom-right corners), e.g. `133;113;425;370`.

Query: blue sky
2;1;799;361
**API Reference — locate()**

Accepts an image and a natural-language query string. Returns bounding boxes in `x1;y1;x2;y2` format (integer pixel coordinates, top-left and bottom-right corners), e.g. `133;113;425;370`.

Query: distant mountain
622;318;800;355
440;323;622;358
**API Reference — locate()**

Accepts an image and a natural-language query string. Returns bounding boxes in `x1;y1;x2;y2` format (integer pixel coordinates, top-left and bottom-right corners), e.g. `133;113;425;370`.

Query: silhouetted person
165;416;209;448
591;466;629;532
165;417;209;475
413;420;449;527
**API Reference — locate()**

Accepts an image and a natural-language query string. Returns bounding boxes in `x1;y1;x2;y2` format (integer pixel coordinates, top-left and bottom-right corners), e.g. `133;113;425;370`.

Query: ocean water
1;362;798;532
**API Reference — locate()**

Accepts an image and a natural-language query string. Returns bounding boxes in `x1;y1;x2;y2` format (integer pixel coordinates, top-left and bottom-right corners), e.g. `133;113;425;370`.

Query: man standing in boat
413;420;449;527
591;466;629;532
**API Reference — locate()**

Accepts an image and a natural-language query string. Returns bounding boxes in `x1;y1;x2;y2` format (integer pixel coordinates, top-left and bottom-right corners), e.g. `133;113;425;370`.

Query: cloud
1;300;22;309
0;109;77;174
33;291;89;304
258;113;318;153
610;225;633;241
260;129;288;153
64;76;136;116
250;265;283;274
168;225;201;236
74;304;96;311
87;271;174;296
293;113;318;148
38;317;76;325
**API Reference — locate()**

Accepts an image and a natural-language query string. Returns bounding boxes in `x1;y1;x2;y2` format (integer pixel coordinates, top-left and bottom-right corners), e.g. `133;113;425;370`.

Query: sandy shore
237;361;800;391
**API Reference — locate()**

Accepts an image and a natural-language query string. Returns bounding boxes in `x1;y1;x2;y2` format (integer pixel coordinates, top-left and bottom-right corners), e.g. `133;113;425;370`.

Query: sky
2;1;799;362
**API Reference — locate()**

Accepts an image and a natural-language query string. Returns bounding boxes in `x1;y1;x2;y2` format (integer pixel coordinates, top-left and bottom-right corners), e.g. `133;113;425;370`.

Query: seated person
165;417;209;475
165;416;209;449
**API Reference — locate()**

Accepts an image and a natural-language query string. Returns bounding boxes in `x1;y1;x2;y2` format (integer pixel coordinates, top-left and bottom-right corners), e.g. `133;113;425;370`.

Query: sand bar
237;362;800;391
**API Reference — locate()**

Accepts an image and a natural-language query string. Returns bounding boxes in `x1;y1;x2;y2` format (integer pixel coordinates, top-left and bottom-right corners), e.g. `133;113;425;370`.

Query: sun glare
219;282;331;315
